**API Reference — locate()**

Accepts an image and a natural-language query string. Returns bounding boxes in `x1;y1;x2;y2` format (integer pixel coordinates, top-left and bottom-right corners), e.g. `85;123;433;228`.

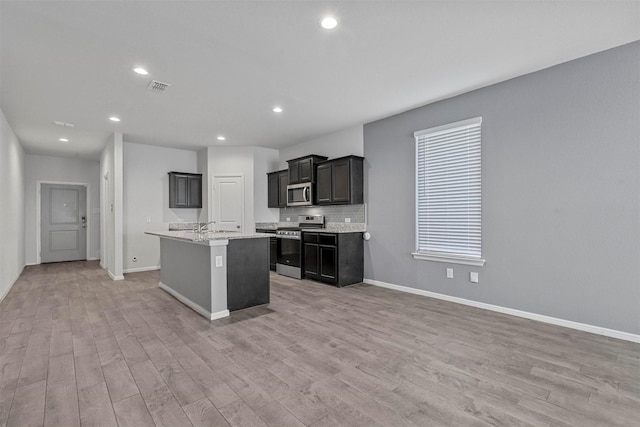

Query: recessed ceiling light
59;138;69;143
109;116;121;122
217;136;226;141
320;16;338;30
133;67;149;75
272;106;283;113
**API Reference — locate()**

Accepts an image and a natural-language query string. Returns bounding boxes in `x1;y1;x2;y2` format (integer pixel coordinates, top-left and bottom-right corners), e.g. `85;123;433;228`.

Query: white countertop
145;230;272;246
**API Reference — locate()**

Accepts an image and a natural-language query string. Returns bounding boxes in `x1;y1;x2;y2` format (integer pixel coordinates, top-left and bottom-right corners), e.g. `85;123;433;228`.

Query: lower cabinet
269;236;277;271
257;229;277;271
302;232;363;287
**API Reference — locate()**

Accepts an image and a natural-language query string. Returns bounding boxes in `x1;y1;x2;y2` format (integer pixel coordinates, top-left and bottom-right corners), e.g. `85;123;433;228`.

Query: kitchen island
145;230;271;320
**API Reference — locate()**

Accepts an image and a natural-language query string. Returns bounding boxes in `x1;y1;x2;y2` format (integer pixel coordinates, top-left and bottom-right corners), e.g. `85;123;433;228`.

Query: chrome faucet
195;221;216;233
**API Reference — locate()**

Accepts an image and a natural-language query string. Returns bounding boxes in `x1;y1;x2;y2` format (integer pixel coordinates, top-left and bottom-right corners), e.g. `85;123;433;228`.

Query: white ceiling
2;1;638;160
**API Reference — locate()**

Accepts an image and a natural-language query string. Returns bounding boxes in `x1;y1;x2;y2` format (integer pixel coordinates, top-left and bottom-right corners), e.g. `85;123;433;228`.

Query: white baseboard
87;257;99;261
0;265;24;303
159;282;229;320
363;278;640;344
25;262;38;266
123;265;160;274
107;270;124;281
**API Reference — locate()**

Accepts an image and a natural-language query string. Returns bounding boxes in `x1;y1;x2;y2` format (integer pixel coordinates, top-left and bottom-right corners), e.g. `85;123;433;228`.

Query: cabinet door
278;170;288;207
303;242;319;280
267;173;279;208
332;159;351;203
269;237;277;271
298;158;313;182
319;245;337;283
174;175;189;207
315;163;332;204
188;175;202;208
288;160;299;184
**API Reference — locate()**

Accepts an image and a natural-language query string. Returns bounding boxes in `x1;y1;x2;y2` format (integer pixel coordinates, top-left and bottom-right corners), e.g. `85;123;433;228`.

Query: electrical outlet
286;217;291;222
146;217;151;223
345;218;351;223
215;256;223;268
470;272;479;283
446;268;453;279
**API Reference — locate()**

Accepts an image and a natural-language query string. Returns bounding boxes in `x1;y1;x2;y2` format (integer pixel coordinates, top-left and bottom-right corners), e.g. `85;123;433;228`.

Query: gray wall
0;108;25;301
123;142;200;272
363;41;639;335
24;154;101;264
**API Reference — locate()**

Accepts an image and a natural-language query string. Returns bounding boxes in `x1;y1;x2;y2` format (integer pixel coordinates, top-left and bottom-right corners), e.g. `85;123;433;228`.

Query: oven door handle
276;235;300;240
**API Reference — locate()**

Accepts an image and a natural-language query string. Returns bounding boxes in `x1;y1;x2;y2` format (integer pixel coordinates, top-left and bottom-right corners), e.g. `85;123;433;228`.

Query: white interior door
212;175;244;232
41;183;87;263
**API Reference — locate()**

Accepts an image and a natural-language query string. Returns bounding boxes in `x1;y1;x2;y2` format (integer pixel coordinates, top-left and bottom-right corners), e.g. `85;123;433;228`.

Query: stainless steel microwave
287;182;313;206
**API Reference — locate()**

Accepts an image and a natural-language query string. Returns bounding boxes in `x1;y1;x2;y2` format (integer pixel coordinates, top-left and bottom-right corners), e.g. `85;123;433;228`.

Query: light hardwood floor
0;261;638;426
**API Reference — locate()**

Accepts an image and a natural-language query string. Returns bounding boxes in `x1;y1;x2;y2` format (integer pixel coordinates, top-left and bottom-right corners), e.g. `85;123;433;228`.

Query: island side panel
227;237;270;311
159;238;228;318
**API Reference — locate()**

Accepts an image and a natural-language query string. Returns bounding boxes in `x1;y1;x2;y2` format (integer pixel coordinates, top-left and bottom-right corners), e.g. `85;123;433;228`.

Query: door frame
211;173;245;233
36;180;91;265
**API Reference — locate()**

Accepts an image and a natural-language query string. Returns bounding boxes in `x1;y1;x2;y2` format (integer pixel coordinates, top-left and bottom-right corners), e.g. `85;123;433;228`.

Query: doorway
212;175;244;232
39;183;88;263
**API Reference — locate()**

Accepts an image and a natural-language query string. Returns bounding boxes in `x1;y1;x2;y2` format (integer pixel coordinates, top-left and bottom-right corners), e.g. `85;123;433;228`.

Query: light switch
470;272;479;283
215;256;223;268
446;268;453;279
146;217;151;223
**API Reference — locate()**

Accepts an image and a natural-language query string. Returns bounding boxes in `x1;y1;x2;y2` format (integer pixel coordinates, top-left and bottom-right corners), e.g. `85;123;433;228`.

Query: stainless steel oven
276;215;324;279
276;229;302;279
287;182;313;207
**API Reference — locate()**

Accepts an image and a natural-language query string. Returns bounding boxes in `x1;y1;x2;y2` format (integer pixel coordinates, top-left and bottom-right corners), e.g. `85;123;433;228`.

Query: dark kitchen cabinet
267;170;288;208
168;172;202;208
302;232;363;287
226;237;270;311
269;237;277;271
316;156;364;205
287;155;328;184
256;229;277;271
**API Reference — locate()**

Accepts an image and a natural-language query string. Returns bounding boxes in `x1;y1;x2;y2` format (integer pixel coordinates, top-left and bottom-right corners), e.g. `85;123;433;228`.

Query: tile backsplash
279;204;366;224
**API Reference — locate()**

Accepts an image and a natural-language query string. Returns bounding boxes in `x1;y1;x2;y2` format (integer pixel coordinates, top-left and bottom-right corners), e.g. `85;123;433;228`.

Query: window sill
411;252;486;267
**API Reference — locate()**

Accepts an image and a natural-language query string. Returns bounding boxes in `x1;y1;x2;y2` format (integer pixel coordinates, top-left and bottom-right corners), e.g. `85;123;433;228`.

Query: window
412;117;485;266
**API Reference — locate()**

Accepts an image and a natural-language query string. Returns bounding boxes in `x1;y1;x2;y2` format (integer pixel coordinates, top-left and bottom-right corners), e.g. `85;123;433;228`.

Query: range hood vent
147;80;171;93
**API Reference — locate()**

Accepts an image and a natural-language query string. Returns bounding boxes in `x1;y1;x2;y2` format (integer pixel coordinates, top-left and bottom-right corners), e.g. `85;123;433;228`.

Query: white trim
159;282;229;320
411;252;486;267
123;265;160;274
414;116;482;138
107;270;124;281
87;257;100;261
36;180;91;264
363;278;640;344
0;265;24;303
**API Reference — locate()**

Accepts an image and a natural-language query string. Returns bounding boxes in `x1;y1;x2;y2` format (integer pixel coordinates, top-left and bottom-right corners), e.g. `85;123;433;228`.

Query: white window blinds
413;117;484;266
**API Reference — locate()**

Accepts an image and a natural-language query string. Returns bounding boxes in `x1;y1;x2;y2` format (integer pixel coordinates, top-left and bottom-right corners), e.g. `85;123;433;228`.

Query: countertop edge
145;230;272;245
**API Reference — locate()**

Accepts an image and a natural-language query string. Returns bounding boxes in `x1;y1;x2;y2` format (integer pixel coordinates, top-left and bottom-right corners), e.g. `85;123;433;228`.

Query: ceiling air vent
53;120;76;128
147;80;171;93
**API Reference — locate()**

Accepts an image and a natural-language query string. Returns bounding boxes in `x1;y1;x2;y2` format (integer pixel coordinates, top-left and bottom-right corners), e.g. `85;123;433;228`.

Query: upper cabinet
287;155;328;184
267;169;288;208
316;156;364;205
168;172;202;208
